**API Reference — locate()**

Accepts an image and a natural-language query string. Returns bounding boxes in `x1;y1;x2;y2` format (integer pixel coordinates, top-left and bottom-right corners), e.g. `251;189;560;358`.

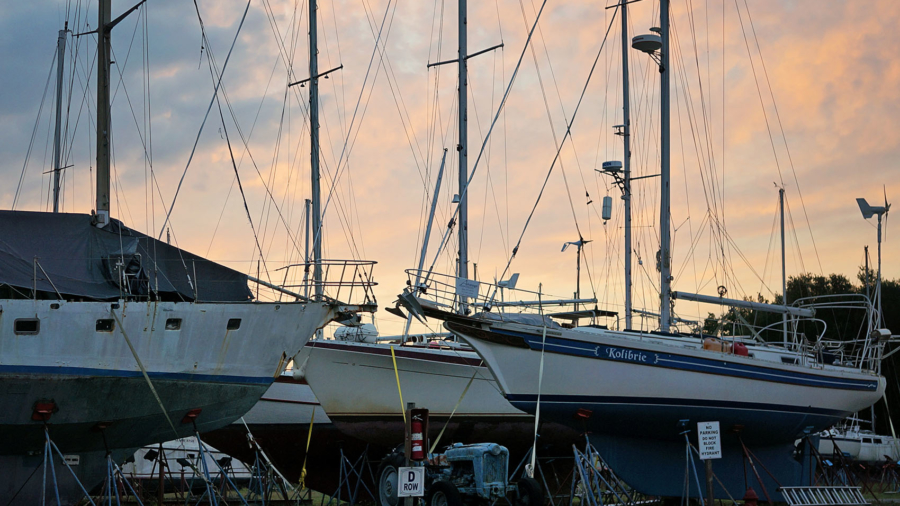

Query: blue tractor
377;443;543;506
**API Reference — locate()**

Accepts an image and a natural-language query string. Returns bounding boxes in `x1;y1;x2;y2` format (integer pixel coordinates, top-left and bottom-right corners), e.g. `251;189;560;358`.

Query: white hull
444;318;885;496
0;298;334;454
818;430;900;462
242;373;332;426
298;340;579;452
449;320;884;443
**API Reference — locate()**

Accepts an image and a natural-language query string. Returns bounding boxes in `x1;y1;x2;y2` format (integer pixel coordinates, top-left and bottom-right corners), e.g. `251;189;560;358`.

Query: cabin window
14;318;40;335
165;318;182;331
226;318;241;330
863;437;872;444
875;438;884;444
96;319;115;332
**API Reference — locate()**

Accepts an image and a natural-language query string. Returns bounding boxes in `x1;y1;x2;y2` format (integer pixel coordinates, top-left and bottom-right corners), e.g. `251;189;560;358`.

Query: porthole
165;318;182;331
96;319;115;332
226;318;241;330
14;319;40;335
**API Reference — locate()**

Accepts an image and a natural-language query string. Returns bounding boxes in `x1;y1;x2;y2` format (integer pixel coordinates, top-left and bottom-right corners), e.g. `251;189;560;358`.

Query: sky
0;0;897;336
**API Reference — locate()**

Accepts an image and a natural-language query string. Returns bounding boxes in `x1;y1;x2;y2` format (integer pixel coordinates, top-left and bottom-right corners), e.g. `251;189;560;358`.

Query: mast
96;0;112;227
304;198;311;300
52;27;67;213
407;150;448;336
575;242;582;311
780;188;787;345
876;211;883;325
621;2;633;329
658;0;672;331
457;0;469;287
310;0;323;300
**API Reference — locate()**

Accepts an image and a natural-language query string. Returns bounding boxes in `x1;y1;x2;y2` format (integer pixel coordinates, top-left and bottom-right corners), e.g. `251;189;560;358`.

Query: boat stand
184;424;252;505
325;445;375;506
243;422;308;504
568;437;644;506
36;425;97;506
510;446;574;506
91;424;146;505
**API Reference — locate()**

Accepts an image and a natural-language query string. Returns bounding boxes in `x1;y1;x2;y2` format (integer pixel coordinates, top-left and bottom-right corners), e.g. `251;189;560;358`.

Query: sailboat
277;0;580;470
0;0;374;468
397;0;889;499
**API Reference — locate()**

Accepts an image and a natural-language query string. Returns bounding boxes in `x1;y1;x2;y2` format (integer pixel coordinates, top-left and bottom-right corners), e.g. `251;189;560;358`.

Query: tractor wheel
427;480;463;506
377;453;407;506
515;477;544;506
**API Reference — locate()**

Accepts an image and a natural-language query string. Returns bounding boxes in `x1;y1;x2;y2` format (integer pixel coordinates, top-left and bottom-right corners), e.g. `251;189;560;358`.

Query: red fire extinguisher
410;414;425;461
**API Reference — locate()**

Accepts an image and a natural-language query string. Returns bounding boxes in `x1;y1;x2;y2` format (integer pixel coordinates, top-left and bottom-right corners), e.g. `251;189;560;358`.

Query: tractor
377;443;543;506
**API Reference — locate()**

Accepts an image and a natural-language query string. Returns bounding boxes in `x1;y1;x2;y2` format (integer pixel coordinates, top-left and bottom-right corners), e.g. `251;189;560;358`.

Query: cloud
1;0;898;336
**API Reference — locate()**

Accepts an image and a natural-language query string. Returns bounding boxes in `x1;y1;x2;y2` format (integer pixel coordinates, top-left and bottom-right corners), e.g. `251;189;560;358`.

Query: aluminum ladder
780;486;869;506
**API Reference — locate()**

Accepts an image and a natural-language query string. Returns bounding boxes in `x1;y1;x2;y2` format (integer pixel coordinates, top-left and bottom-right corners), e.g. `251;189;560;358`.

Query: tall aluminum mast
52;27;67;213
620;2;633;329
310;0;323;299
658;0;672;331
457;0;469;287
96;0;112;227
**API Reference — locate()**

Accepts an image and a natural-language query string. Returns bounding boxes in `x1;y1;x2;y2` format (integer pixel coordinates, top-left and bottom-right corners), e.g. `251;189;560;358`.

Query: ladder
780;486;869;506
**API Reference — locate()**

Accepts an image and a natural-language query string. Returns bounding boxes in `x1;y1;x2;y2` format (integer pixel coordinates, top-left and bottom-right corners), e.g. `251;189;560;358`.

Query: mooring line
390;345;406;423
528;285;547;478
300;407;316;489
111;310;179;436
429;363;482;454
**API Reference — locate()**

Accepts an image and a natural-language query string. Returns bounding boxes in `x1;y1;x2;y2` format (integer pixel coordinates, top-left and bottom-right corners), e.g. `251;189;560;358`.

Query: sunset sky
0;0;896;335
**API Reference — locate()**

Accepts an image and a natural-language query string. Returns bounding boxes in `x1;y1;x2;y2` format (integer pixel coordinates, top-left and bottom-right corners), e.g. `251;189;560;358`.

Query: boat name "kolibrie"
599;347;651;363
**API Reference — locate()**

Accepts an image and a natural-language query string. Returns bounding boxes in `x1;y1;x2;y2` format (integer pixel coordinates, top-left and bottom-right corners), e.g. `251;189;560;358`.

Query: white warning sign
398;467;425;497
697;421;721;460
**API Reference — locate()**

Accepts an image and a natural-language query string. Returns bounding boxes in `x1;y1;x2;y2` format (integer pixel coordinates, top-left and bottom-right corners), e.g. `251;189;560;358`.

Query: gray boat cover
0;211;251;301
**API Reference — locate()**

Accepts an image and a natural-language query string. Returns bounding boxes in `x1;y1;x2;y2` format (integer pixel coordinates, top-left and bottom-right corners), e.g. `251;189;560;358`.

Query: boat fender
293;355;310;381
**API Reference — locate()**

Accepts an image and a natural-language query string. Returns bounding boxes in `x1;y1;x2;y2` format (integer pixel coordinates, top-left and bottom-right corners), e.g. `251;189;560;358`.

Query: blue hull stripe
506;393;847;417
0;364;274;385
490;327;879;391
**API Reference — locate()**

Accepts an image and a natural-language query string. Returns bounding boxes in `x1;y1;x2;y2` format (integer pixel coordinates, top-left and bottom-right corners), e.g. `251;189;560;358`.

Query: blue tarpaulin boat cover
0;210;251;302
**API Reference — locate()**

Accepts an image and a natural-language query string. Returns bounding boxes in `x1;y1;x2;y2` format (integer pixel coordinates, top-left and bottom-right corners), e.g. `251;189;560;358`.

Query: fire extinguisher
410;414;425;461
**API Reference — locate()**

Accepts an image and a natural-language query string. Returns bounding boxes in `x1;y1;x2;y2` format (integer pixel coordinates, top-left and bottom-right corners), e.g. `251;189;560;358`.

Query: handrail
258;259;377;305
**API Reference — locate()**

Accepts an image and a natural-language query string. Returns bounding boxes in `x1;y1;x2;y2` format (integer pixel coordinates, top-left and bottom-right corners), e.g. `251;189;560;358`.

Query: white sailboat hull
299;340;579;453
445;319;885;496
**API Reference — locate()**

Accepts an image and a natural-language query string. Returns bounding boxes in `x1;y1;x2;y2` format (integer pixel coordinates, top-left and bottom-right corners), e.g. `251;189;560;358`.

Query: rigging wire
490;5;620;293
158;0;251;240
214;88;273;283
740;0;823;274
420;0;551;278
307;0;399;263
12;48;57;209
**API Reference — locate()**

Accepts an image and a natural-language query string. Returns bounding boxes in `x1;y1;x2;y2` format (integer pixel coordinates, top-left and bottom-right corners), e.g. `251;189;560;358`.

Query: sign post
697;421;721;506
398;467;425;498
